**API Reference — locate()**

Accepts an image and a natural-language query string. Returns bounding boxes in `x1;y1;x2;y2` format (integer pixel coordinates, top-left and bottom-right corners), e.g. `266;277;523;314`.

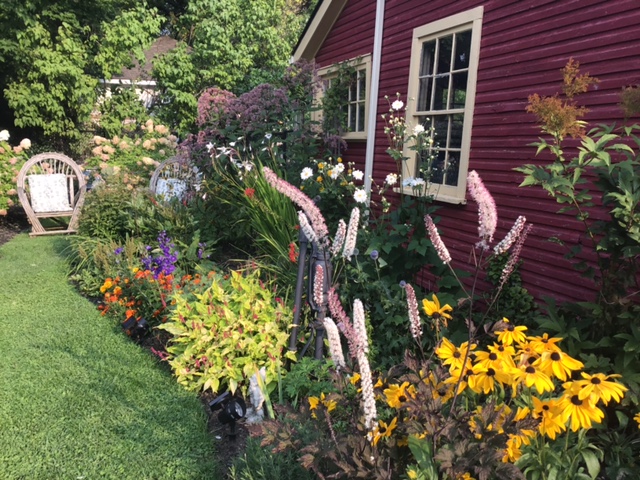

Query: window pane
434;116;449;147
357;103;365;131
454;30;472;70
451;72;467;109
444;153;460;186
433;74;450;110
450;114;464;148
349;104;356;131
437;35;453;75
431;150;446;184
417;77;432;111
419;40;436;77
358;73;366;101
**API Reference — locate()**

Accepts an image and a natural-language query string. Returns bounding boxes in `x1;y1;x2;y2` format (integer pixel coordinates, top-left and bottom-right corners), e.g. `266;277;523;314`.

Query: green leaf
581;450;600;479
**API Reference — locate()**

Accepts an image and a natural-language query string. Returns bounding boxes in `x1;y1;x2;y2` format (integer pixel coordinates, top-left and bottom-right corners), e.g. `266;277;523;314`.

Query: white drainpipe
364;0;386;195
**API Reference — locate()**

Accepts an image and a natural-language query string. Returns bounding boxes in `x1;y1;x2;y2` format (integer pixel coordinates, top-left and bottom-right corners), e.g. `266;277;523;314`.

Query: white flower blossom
206;142;214;152
413;124;425;135
265;133;272;140
352;169;364;181
334;163;345;174
0;130;9;142
391;100;404;111
323;318;345;370
402;177;426;188
385;173;398;186
353;189;368;203
300;167;313;180
19;138;31;150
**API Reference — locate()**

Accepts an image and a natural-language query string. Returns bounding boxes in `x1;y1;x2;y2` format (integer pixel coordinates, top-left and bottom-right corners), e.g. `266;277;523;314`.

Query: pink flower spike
467;170;497;250
424;215;451;264
404;283;422;340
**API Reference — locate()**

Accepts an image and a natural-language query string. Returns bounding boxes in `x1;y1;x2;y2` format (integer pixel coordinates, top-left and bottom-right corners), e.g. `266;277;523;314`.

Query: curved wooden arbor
17;152;87;237
149;156;200;201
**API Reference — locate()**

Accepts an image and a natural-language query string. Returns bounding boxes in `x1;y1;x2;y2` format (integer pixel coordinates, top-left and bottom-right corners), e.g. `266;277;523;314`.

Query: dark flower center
542;405;550;411
590;377;602;385
525;366;536;374
489;353;498;361
498;346;505;352
379;426;387;434
399;395;407;402
526;357;536;365
487;368;496;377
570;395;582;406
453;351;461;359
550;352;561;361
507;324;515;332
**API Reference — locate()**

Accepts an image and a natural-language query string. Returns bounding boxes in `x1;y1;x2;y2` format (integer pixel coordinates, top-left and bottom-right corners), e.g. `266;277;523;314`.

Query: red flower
288;242;299;263
244;188;255;198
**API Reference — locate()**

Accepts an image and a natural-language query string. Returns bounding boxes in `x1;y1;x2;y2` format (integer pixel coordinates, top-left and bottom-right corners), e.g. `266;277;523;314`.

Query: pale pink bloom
499;224;532;288
313;264;325;307
298;211;318;245
155;124;169;135
102;145;115;155
330;219;347;257
13;146;22;154
494;216;527;255
342;207;360;260
19;138;31;150
118;141;130;150
404;283;422;340
6;189;17;196
142;139;154;150
358;347;377;430
263;167;329;243
467;170;497;250
111;136;120;145
353;299;368;355
328;287;357;357
323;318;346;370
424;215;451;264
9;157;17;165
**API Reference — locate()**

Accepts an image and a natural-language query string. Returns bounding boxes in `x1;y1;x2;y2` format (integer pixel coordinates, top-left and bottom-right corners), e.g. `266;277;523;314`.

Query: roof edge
292;0;349;61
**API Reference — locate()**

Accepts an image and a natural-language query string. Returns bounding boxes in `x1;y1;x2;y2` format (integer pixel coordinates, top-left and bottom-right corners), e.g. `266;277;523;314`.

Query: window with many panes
316;55;371;140
404;7;483;203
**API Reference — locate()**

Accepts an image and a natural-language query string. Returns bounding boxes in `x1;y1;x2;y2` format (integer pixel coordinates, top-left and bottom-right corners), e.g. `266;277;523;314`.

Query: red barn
293;0;640;304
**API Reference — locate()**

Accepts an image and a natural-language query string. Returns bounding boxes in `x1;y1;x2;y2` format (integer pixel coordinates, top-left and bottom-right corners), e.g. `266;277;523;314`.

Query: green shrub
228;437;315;480
0;130;30;215
159;268;296;395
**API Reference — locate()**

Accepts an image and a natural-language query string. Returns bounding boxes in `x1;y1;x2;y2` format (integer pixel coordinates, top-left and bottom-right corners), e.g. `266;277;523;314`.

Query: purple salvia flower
328;287;357;358
405;283;422;340
467;170;497;251
493;216;527;255
323;317;346;370
298;211;318;245
342;207;360;260
313;264;324;307
263;167;329;243
499;223;533;288
330;219;347;257
424;215;452;264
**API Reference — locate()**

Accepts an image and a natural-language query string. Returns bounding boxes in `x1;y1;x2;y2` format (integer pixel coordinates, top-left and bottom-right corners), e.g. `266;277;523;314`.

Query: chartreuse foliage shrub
159;268;296;395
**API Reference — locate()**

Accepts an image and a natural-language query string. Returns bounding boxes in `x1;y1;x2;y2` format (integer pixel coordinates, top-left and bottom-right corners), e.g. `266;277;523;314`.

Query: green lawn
0;234;218;479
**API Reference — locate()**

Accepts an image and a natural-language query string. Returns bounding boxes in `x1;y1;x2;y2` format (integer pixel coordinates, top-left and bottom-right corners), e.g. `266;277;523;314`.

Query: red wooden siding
313;0;640;304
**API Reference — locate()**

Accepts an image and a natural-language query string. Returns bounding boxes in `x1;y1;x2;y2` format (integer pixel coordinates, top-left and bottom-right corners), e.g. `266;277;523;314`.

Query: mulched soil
0;209;250;477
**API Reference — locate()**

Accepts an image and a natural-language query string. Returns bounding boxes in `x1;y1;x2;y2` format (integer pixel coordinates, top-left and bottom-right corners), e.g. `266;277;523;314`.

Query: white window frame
403;7;483;204
316;54;372;140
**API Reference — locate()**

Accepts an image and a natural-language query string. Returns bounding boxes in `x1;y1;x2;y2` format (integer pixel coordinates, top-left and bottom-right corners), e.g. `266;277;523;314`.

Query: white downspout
364;0;385;195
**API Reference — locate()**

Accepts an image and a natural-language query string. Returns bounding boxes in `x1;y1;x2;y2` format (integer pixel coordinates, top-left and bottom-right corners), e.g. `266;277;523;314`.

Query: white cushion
156;178;187;201
28;174;72;213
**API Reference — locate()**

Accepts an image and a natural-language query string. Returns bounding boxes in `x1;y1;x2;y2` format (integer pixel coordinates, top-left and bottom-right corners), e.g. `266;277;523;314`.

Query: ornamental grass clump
159;267;296;396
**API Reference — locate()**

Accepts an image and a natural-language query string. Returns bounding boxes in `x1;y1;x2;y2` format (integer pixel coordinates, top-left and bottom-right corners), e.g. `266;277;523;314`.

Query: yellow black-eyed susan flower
468;364;512;394
496;318;528;345
558;383;605;431
436;338;475;372
527;332;563;354
572;372;627;405
634;412;640;429
532;396;566;440
422;294;453;322
513;363;555;394
371;417;397;446
535;350;584;382
384;382;416;409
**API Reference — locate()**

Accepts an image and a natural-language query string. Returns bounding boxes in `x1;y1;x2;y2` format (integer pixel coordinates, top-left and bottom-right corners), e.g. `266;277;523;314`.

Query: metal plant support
288;223;332;360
